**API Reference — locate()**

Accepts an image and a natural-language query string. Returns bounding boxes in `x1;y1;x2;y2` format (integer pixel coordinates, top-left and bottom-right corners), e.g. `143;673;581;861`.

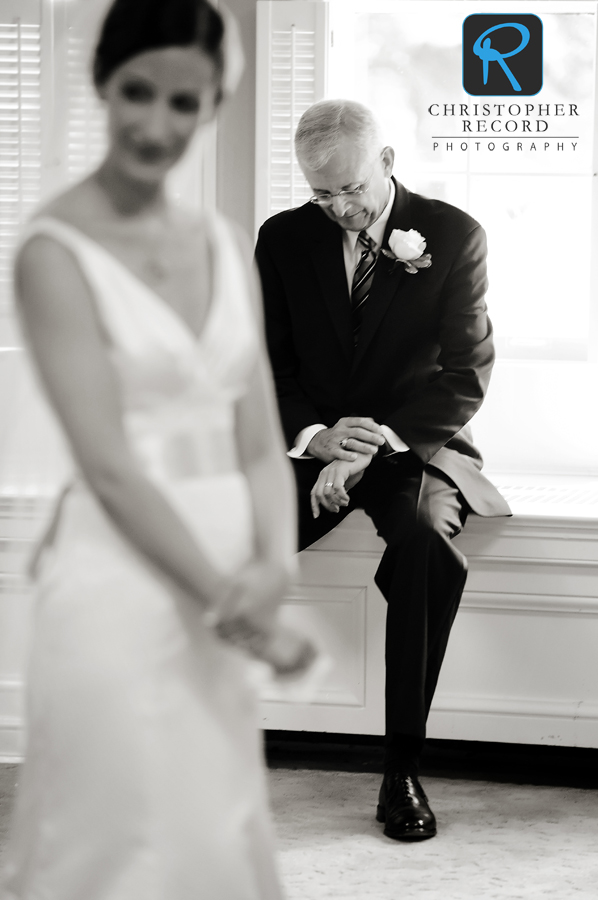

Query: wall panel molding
261;583;367;707
461;590;598;616
259;509;598;746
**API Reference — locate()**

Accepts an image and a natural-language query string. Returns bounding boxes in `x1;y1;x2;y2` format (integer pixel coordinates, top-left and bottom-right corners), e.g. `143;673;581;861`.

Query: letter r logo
463;14;543;96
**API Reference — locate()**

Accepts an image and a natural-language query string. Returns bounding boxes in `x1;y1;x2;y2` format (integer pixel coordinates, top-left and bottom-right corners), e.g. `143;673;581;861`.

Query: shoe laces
387;772;427;804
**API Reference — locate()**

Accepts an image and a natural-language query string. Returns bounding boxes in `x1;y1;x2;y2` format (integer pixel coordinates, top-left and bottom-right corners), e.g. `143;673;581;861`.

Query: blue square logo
463;14;543;96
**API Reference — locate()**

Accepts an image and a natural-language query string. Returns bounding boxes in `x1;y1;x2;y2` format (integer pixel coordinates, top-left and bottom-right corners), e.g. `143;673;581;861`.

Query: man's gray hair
294;99;383;170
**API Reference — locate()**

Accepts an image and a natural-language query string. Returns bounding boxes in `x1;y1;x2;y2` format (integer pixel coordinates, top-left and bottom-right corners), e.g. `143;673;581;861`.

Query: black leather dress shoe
376;770;437;841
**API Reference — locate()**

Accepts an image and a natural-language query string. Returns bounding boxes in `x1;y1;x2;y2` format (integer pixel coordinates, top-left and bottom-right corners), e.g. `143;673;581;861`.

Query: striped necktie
351;230;377;346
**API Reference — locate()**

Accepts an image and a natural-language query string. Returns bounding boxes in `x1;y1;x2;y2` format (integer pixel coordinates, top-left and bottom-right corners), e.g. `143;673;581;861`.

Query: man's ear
381;146;395;177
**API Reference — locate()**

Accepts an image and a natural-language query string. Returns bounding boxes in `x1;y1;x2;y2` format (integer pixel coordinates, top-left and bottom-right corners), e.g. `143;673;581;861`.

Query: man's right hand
306;417;385;463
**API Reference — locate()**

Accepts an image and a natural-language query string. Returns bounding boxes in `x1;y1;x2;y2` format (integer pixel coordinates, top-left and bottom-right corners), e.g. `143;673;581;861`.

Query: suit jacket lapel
352;179;412;370
310;210;353;361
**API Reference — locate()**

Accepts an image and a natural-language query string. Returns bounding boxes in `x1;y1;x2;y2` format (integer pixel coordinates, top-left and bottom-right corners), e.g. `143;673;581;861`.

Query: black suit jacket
255;179;510;517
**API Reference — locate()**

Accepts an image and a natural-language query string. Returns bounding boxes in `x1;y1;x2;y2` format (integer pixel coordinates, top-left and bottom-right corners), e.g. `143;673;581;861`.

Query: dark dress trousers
255;178;511;739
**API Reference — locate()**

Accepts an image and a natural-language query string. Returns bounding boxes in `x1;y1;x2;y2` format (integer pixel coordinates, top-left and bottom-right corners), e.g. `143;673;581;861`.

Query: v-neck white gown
2;215;283;900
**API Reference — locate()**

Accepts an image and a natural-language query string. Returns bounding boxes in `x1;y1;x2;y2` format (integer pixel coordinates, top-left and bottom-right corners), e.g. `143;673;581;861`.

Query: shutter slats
255;2;328;232
0;20;41;313
0;6;106;316
269;28;316;214
65;32;106;182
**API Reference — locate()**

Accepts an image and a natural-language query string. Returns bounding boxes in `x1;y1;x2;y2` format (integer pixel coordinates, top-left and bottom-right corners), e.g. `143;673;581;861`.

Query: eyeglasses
309;173;373;207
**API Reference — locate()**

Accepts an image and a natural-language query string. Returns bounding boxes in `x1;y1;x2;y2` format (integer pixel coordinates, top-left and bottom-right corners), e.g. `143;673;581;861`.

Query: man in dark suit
255;100;510;841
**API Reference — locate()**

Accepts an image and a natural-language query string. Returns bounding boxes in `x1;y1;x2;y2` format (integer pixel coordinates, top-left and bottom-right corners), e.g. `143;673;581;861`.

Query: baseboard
428;694;598;747
4;687;598;761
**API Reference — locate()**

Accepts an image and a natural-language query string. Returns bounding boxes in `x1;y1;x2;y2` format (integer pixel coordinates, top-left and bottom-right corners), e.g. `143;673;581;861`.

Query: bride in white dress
1;1;313;897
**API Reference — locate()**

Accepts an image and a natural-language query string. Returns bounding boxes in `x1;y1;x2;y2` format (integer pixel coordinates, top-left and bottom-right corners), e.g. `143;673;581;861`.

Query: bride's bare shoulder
33;177;102;230
16;180;102;292
18;179;108;272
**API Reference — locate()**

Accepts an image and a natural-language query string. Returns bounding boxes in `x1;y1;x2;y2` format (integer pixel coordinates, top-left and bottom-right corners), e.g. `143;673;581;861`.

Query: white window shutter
64;26;106;183
0;0;106;340
255;0;329;234
37;0;106;196
0;0;41;323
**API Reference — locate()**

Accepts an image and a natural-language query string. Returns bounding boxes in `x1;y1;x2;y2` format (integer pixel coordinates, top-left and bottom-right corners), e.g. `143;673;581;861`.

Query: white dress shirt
288;180;409;459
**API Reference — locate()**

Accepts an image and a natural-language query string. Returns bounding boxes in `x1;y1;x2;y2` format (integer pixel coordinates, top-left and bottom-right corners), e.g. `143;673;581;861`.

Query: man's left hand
310;454;371;518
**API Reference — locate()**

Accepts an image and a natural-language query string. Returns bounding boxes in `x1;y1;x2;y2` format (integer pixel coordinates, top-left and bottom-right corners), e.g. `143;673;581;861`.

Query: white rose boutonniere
382;228;432;274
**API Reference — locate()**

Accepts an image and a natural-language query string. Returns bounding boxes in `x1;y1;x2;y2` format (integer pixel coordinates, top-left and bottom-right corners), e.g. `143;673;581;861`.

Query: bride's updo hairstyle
93;0;226;99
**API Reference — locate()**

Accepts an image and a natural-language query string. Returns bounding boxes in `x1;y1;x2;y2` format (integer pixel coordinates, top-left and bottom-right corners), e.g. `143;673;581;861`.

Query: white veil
0;0;245;579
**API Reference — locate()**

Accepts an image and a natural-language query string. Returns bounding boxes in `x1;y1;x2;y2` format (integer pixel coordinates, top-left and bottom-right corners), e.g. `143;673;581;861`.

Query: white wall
260;511;598;748
216;0;260;236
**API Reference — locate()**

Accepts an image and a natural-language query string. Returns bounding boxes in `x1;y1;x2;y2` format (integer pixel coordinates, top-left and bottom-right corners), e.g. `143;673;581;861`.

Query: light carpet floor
268;769;598;900
0;765;596;898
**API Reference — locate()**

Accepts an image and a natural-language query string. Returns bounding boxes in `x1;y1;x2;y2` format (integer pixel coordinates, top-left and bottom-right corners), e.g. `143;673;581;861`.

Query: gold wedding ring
324;482;334;488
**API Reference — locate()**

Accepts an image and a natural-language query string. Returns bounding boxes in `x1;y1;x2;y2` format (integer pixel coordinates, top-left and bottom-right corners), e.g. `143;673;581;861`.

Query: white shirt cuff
287;424;327;459
380;425;409;454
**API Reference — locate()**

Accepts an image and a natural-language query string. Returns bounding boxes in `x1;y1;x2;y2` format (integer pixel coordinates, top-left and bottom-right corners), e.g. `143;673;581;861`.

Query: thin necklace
145;253;171;283
143;217;176;284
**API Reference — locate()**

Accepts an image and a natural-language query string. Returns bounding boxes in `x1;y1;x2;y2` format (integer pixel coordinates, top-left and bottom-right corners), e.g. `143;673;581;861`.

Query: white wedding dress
1;214;284;900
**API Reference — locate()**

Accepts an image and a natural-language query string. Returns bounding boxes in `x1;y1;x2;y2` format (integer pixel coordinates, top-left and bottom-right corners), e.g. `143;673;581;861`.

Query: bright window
334;0;596;364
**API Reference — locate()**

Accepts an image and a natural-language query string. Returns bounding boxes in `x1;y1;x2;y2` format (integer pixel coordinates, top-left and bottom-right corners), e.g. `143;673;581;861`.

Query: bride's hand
215;559;289;629
310;453;372;518
218;617;318;678
213;559;289;650
255;624;319;678
212;561;319;677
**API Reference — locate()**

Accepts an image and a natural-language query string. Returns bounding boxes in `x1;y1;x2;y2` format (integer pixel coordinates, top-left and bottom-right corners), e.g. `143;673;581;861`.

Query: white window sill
486;473;598;521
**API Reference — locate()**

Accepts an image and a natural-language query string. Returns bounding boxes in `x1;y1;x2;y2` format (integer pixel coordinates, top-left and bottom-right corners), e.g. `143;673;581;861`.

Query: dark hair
93;0;225;91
